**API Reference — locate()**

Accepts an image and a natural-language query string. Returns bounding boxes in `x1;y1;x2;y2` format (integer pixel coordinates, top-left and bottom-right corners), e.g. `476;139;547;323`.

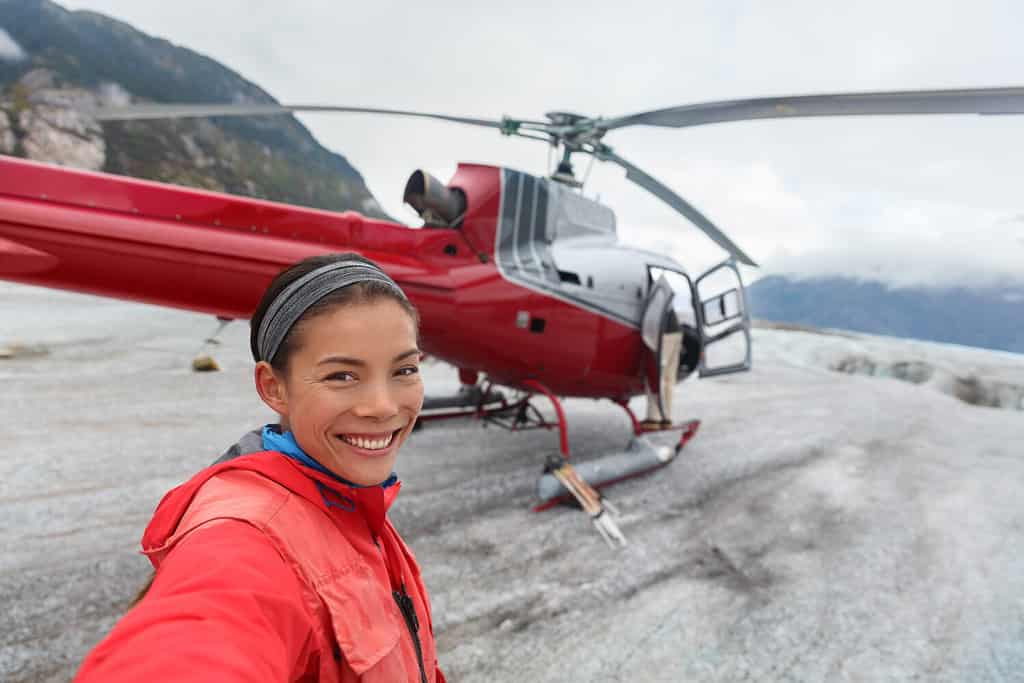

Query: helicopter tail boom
0;156;439;319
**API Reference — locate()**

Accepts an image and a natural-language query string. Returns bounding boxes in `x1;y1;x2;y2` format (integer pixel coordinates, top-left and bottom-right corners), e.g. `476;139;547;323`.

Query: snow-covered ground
1;282;1023;682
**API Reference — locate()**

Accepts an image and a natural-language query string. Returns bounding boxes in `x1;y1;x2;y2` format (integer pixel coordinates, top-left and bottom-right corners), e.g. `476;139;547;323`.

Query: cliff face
0;0;388;218
0;70;106;170
0;108;16;154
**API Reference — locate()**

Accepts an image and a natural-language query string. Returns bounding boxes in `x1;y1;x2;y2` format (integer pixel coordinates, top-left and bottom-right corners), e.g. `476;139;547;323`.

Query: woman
76;253;445;683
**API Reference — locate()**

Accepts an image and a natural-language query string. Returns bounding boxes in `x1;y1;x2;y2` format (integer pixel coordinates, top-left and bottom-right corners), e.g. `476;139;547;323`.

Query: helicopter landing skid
532;425;699;512
515;380;627;546
612;398;701;438
532;393;700;515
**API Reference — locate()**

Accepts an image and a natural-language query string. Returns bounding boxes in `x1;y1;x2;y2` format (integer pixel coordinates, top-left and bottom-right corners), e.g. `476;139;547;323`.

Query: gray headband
256;261;408;363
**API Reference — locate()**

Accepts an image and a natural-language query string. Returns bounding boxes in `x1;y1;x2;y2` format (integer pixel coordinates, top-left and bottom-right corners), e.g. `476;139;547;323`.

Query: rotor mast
506;110;612;188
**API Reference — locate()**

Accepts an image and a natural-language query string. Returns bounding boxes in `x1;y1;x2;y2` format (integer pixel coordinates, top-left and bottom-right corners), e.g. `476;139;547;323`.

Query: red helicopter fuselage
0;156;646;398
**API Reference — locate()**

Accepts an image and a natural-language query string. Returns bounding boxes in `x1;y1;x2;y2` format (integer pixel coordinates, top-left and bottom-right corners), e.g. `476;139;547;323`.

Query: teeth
340;432;395;451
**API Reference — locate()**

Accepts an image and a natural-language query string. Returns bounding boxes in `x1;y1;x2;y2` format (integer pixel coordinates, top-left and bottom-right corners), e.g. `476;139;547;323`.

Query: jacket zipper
393;586;429;683
373;530;429;683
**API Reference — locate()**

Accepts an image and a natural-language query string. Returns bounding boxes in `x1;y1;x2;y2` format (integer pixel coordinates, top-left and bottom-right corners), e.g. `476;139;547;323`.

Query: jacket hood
142;451;401;558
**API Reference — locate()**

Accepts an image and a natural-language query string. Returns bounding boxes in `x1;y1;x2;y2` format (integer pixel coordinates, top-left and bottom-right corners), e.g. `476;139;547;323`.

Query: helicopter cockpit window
702;288;743;326
648;267;697;328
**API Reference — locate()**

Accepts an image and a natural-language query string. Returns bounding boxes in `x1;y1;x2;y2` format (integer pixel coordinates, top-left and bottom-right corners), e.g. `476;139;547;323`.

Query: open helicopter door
640;274;676;419
693;258;752;378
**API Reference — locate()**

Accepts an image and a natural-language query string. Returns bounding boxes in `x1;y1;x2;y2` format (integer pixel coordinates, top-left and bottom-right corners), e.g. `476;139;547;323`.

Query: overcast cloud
56;0;1024;288
0;27;25;61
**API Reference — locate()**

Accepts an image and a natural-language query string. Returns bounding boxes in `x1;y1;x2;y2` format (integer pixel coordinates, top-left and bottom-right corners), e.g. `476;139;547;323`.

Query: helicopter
2;86;1023;539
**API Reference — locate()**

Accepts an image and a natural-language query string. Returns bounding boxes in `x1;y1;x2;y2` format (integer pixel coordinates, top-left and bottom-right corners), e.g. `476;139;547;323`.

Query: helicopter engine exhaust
403;170;466;227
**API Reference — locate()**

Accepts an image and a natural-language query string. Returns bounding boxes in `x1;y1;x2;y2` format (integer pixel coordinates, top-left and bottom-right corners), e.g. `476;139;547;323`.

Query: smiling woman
75;254;445;683
252;255;424;487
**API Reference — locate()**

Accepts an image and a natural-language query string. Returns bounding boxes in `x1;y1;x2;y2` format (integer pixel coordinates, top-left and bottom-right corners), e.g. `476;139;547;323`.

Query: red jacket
75;452;445;682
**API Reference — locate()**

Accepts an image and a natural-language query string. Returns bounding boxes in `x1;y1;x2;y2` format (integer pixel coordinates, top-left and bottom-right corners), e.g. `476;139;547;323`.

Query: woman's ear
254;361;289;417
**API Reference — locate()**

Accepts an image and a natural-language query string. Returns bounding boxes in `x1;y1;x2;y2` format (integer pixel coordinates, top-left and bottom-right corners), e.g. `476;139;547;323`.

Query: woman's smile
335;428;403;455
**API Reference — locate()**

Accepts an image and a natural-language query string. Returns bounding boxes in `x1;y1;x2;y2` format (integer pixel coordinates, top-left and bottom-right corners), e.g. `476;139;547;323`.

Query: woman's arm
75;521;317;682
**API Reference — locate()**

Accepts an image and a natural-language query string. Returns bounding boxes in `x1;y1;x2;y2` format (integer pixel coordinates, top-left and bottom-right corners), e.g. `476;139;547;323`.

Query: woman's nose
352;380;399;418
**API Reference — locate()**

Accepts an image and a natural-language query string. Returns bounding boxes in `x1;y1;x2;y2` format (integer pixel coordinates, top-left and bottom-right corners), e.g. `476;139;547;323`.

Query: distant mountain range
0;0;388;217
747;275;1024;354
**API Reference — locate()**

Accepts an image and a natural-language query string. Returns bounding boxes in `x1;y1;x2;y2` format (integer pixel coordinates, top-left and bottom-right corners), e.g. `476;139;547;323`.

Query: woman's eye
395;365;420;377
325;371;356;382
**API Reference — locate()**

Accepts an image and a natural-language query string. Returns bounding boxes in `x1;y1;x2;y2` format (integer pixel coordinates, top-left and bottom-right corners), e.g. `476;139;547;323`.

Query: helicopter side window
557;270;582;285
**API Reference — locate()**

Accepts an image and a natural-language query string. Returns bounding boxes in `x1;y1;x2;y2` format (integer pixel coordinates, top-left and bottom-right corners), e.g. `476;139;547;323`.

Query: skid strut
521;380;570;458
614;398;644;436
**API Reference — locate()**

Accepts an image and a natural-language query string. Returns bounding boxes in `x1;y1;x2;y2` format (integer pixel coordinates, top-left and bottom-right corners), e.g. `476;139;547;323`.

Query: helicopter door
693;258;752;378
640;274;676;419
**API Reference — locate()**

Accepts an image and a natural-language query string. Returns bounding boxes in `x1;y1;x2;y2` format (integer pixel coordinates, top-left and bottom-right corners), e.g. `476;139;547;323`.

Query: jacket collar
142;452;400;551
261;425;399;491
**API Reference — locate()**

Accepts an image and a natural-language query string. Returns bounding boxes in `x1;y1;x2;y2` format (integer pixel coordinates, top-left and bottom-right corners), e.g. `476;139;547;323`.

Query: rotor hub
544;111;590;127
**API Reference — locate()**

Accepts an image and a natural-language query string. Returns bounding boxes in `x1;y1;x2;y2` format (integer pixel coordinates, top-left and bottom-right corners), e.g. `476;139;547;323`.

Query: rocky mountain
0;0;388;218
747;275;1024;354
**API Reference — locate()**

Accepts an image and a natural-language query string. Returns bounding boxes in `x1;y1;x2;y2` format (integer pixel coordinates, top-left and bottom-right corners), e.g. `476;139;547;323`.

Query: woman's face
262;298;423;486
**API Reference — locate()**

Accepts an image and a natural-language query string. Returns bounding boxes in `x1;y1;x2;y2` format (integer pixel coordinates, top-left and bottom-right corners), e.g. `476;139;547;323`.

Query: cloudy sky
47;1;1024;287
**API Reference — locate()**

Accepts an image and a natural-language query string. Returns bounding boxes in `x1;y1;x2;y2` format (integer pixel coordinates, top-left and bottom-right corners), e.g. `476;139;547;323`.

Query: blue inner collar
262;425;398;489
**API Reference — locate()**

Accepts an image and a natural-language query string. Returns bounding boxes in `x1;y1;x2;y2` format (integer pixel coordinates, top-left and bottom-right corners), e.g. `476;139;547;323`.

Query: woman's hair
250;252;419;373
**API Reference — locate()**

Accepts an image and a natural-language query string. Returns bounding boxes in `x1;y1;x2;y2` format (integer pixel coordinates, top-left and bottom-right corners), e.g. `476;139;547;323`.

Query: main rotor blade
598;86;1024;131
597;150;758;267
90;102;508;130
